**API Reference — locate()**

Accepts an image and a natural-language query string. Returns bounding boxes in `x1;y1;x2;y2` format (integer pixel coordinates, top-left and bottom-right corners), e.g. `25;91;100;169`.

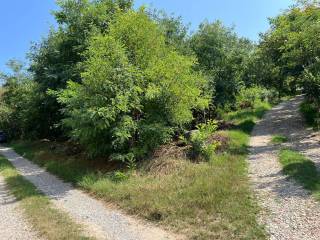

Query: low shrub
300;100;320;129
189;120;219;160
271;135;288;144
236;86;278;110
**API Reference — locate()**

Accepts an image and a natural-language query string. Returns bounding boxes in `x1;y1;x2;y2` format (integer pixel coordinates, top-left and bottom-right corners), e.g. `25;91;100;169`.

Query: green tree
0;60;40;139
56;9;209;160
259;1;320;95
28;0;133;138
149;10;192;54
190;21;254;108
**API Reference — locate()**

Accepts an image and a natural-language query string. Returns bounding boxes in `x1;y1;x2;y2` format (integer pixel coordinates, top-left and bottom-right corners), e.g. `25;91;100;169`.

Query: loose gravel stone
0;176;41;240
248;96;320;240
0;147;180;240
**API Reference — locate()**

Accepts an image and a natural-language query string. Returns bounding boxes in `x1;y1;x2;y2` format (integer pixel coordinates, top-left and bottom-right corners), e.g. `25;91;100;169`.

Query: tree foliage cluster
0;0;289;162
258;0;320;98
190;21;255;108
55;9;209;159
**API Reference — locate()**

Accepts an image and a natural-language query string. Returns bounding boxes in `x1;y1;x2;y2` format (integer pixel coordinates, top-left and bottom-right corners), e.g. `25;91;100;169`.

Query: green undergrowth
0;155;93;240
279;149;320;200
223;102;272;134
10;102;271;240
300;100;319;129
271;135;288;144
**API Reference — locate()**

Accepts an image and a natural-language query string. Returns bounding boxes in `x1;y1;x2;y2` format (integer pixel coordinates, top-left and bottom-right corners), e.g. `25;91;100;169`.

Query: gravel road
0;176;41;240
248;96;320;240
0;146;178;240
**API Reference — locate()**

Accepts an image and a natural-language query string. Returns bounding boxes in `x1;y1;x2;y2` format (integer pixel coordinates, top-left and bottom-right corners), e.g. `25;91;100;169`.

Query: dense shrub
300;101;320;129
0;103;12;134
302;59;320;103
56;10;210;161
28;0;133;138
0;61;41;139
236;86;278;109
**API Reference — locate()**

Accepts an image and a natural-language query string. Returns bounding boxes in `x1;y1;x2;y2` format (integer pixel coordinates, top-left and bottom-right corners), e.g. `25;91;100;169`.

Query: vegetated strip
300;100;319;129
0;154;94;240
279;149;320;200
9;103;270;240
271;135;288;144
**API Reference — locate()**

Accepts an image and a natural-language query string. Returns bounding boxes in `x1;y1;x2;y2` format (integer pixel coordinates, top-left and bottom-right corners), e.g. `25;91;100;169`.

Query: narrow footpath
248;96;320;240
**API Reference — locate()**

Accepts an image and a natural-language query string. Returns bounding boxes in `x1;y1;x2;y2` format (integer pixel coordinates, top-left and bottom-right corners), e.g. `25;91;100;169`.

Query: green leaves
56;10;209;160
259;2;320;96
190;21;253;108
56;35;140;156
236;86;279;110
0;61;41;139
27;0;134;138
189;120;219;160
110;9;166;69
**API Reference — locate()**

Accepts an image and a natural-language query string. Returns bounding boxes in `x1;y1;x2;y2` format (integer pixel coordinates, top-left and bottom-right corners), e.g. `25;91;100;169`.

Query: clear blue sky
0;0;294;73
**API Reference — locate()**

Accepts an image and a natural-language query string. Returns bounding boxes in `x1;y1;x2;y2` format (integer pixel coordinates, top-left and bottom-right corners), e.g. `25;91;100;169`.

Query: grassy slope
0;155;93;240
11;102;271;240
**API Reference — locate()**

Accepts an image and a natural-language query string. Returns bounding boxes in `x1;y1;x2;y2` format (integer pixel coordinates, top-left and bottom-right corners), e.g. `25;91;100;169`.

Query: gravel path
249;95;320;240
0;176;41;240
0;146;178;240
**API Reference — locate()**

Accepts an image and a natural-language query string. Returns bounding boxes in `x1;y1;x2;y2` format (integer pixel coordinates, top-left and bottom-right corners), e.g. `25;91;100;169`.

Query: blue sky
0;0;294;73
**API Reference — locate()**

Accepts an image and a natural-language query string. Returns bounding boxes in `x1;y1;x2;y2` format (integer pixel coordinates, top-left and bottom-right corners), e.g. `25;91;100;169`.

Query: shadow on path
248;95;320;240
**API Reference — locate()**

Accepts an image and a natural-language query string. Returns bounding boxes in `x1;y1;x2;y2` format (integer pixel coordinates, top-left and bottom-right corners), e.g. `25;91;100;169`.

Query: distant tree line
0;0;318;163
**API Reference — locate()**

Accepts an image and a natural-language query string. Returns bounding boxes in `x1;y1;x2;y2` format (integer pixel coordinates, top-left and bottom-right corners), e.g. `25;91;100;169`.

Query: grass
223;102;272;134
271;135;288;144
10;102;271;240
300;100;319;129
0;155;93;240
279;149;320;200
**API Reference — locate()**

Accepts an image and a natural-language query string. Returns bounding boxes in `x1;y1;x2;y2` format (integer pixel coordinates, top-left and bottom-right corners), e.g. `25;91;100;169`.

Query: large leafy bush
57;10;209;160
28;0;133;138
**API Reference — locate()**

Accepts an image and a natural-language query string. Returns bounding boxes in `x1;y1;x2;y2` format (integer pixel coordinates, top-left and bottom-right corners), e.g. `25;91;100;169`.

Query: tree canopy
56;9;209;159
2;0;318;161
